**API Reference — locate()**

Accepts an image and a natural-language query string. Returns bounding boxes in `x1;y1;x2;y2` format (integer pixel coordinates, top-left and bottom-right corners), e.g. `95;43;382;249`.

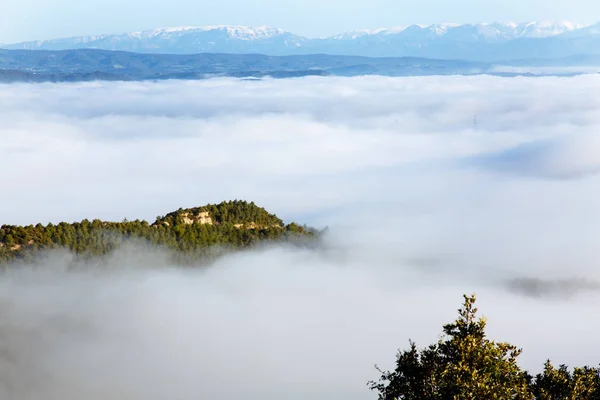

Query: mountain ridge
1;48;599;83
3;21;600;61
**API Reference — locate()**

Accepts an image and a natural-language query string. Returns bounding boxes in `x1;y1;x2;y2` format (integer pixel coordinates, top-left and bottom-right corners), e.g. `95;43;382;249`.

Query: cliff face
181;211;213;226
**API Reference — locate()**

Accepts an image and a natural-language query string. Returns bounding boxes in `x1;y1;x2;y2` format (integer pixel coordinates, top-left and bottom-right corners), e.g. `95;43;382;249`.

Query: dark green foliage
369;294;600;400
0;200;318;265
530;361;600;400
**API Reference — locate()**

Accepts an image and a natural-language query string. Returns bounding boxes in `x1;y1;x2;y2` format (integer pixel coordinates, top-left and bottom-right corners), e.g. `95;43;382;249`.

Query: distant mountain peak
329;21;583;41
134;25;290;40
328;23;459;39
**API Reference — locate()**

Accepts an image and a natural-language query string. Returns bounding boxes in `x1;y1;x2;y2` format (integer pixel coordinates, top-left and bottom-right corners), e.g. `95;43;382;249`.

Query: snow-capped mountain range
4;21;600;61
330;21;584;40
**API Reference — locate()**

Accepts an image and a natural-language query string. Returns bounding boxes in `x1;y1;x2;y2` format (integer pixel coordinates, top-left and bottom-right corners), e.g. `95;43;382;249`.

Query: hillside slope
0;200;318;265
1;49;597;83
0;49;489;78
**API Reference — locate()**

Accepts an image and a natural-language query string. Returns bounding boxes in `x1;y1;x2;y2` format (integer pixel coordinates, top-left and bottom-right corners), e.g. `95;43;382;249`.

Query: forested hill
0;49;489;82
2;49;598;83
0;200;318;264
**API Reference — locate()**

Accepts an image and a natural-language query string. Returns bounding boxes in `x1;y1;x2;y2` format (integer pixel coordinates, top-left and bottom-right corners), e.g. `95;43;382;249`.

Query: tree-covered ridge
369;294;600;400
0;200;317;264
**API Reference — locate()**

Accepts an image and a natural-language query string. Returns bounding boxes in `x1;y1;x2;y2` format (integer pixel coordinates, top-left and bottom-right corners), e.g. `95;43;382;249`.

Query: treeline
0;200;319;264
369;294;600;400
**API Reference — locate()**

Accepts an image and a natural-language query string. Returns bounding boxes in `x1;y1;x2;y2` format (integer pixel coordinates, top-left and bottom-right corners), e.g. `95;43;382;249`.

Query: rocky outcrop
181;211;213;225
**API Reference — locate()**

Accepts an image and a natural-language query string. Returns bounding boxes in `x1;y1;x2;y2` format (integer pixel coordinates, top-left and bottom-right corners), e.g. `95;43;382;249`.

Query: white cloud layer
2;75;600;399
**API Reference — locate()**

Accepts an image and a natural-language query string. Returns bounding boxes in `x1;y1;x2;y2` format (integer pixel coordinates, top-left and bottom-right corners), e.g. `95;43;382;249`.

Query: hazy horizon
2;0;600;43
0;19;597;44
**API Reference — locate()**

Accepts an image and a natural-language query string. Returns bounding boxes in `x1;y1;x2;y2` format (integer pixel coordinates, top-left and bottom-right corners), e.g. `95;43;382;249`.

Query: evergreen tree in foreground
369;294;600;400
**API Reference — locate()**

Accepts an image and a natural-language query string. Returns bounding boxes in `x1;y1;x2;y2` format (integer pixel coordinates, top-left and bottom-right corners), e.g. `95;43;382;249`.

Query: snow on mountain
328;25;416;40
2;21;599;61
558;21;600;38
135;25;289;40
4;25;307;53
519;21;583;38
330;21;582;41
473;21;583;39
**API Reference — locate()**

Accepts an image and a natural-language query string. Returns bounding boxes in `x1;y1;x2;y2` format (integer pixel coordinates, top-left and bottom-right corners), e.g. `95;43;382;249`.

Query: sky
2;75;600;398
1;0;599;43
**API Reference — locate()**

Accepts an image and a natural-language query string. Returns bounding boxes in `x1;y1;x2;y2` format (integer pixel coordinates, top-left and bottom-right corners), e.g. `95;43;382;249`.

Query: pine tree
369;294;532;400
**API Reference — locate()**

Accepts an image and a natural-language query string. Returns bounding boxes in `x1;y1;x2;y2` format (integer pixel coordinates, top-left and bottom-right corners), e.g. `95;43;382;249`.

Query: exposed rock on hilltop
154;200;284;228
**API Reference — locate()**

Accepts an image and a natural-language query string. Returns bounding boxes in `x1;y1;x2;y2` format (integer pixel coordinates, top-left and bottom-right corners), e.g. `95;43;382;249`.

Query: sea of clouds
2;75;600;399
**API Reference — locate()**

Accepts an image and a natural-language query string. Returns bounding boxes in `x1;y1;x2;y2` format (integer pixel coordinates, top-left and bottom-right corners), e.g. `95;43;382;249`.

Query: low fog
2;75;600;399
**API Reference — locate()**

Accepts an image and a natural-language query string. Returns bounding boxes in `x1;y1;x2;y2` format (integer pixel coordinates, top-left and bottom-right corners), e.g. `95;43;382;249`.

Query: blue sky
1;0;598;43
